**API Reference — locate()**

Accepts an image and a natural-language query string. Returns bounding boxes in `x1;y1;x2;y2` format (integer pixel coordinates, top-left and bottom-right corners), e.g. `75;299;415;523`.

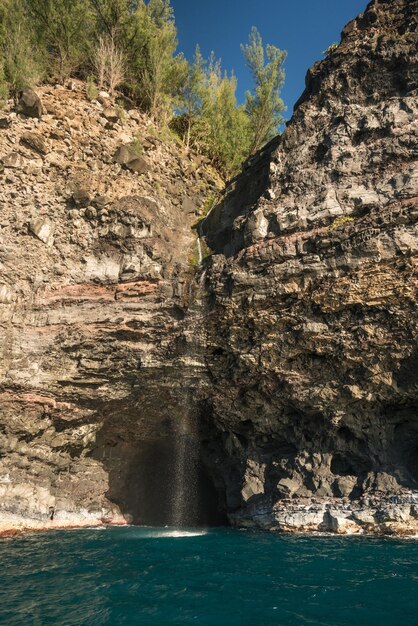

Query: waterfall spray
169;398;199;527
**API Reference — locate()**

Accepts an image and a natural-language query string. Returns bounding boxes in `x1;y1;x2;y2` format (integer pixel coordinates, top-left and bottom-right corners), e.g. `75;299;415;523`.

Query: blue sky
171;0;368;117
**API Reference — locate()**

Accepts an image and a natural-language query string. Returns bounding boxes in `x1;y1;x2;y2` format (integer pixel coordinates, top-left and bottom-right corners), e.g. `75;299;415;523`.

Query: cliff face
1;0;417;536
202;0;418;533
0;83;221;531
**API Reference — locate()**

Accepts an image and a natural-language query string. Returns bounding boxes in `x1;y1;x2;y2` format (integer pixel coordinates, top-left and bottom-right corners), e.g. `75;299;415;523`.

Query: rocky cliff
0;82;222;533
1;0;417;536
201;0;418;534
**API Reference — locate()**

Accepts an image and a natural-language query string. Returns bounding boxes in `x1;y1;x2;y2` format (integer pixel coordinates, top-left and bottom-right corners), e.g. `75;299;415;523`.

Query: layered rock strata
1;0;417;537
0;82;220;533
201;0;418;534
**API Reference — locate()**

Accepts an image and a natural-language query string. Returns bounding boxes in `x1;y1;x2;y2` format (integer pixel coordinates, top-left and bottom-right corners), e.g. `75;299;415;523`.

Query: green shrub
115;100;127;121
323;42;339;56
26;0;93;82
0;62;8;107
331;215;354;230
86;75;98;101
1;1;43;97
130;136;144;157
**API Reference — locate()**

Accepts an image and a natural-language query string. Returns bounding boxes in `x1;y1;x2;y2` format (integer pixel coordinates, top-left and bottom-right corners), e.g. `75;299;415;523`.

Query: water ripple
0;527;417;625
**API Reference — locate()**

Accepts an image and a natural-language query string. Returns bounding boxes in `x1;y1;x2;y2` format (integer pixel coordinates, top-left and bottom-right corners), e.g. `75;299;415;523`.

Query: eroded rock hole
331;454;359;477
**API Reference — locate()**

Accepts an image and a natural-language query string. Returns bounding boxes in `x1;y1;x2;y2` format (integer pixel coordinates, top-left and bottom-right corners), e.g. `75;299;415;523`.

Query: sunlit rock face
1;0;417;537
201;0;418;534
0;82;223;532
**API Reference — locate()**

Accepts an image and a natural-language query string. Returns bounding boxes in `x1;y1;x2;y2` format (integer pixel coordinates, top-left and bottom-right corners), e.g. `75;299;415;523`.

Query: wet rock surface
201;0;418;534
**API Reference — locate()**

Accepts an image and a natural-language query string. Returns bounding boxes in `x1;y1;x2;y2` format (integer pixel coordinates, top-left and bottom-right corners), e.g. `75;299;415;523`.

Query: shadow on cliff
198;399;418;515
202;136;280;257
90;406;228;527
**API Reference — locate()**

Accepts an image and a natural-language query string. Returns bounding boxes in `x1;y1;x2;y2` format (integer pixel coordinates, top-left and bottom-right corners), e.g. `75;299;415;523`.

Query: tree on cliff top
89;0;136;38
0;0;43;96
174;49;251;177
242;27;286;154
89;0;187;122
176;45;206;148
122;0;188;122
0;1;287;176
198;54;251;176
25;0;94;81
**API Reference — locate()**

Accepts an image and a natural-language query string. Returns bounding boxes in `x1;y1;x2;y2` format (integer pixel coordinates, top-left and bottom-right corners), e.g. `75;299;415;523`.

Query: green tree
89;0;135;39
124;0;187;122
241;27;286;154
0;2;8;102
0;61;8;106
203;60;250;175
25;0;94;81
0;0;43;96
176;45;205;147
182;49;249;176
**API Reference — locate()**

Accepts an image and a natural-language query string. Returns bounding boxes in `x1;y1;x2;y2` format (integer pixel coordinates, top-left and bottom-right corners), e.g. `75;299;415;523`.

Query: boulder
114;144;150;174
85;207;97;220
0;285;14;304
98;91;110;103
2;153;24;169
182;196;196;214
92;195;111;209
103;107;119;123
277;477;301;496
21;132;49;155
17;89;43;118
49;129;66;141
126;157;149;174
129;109;142;122
114;144;137;166
334;476;357;498
29;218;54;245
109;223;131;239
72;188;92;208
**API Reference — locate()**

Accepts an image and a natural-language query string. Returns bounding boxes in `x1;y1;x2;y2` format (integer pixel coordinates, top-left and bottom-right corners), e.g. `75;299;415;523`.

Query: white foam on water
128;527;209;539
165;530;208;538
146;529;208;538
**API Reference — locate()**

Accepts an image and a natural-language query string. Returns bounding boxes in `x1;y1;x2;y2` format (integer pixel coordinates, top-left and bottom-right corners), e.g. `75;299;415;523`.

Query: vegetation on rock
323;42;339;56
0;0;286;177
241;27;286;155
330;215;355;230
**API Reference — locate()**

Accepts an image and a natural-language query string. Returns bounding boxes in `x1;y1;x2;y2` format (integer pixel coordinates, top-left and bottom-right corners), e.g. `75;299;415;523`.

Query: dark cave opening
406;447;418;486
330;452;372;477
330;454;357;477
93;436;228;528
392;411;418;488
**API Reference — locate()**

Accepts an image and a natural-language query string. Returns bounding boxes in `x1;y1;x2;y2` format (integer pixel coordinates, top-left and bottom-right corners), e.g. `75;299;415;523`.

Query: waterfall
168;193;221;526
197;237;203;264
169;406;199;527
195;191;221;267
204;192;221;222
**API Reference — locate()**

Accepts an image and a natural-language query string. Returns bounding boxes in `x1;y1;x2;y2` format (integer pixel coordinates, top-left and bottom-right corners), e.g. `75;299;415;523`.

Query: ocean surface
1;526;417;625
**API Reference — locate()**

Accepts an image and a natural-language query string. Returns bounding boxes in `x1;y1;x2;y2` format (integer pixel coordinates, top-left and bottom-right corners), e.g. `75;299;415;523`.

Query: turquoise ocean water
1;527;417;625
